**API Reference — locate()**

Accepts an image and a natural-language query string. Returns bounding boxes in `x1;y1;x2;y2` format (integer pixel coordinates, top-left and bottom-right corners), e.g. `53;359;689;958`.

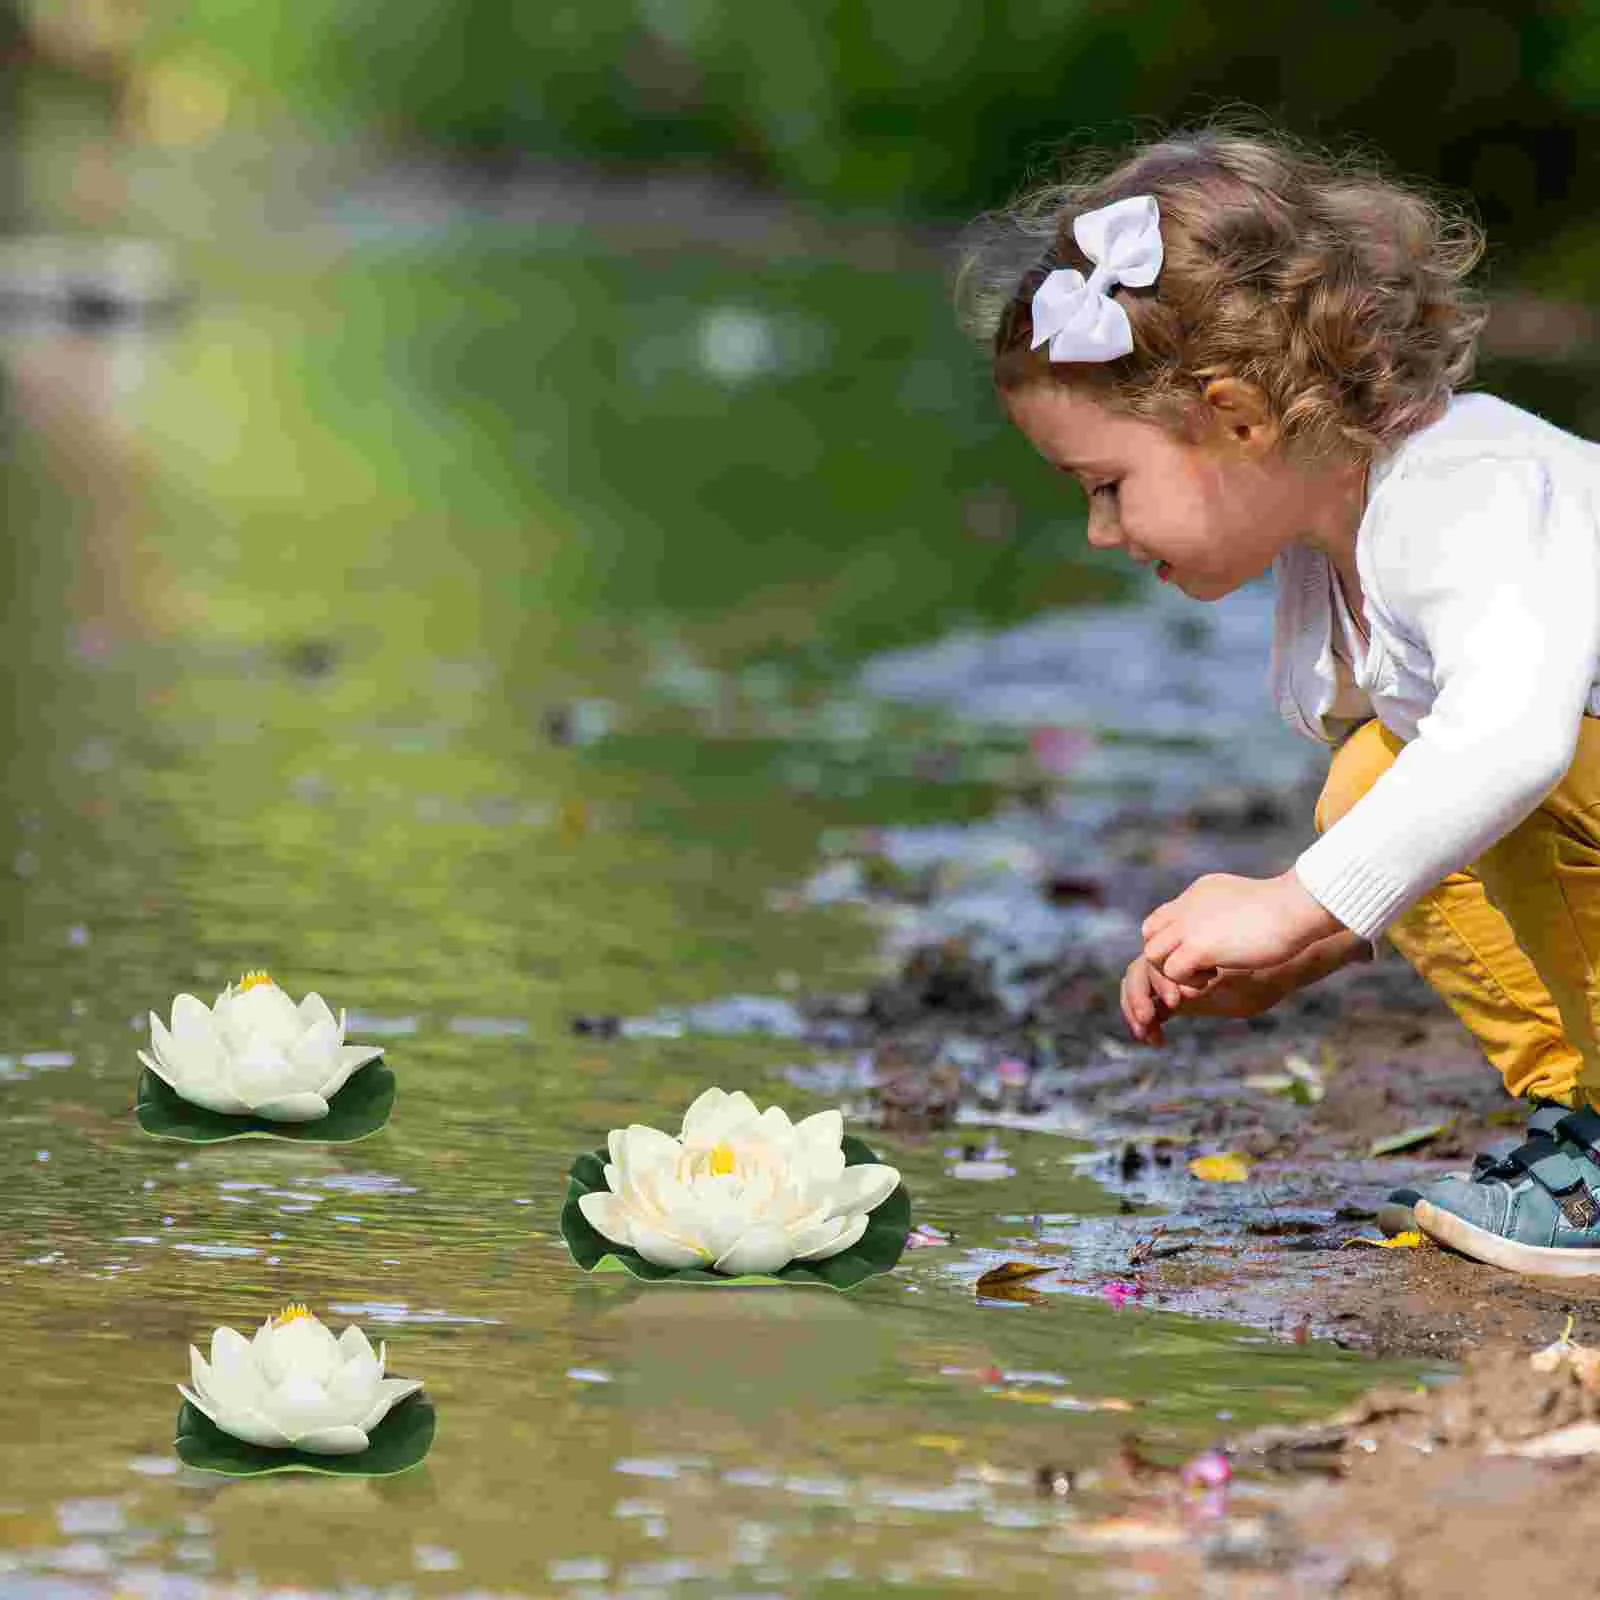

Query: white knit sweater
1274;393;1600;942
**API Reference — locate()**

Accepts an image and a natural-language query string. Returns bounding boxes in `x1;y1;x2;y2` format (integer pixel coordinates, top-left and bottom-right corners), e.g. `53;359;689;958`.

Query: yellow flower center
238;971;274;992
272;1302;314;1327
708;1142;738;1177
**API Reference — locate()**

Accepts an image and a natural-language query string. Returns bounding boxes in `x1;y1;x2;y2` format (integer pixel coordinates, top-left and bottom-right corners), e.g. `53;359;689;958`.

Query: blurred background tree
40;0;1587;258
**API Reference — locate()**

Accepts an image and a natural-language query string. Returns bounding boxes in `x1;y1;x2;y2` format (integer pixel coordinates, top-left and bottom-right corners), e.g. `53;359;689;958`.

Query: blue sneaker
1376;1101;1568;1236
1414;1105;1600;1276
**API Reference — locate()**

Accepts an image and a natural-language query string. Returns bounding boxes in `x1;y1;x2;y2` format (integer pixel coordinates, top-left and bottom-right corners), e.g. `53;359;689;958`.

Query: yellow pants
1316;717;1600;1109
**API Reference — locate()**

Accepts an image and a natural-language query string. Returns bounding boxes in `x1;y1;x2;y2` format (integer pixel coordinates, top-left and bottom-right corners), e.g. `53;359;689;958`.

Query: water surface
0;155;1415;1595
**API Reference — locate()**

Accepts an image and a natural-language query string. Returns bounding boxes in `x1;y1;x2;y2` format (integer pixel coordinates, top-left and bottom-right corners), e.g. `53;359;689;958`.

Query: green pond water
0;147;1427;1595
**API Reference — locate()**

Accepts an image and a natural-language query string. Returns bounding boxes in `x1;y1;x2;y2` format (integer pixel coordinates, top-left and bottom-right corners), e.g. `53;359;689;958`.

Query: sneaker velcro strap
1557;1107;1600;1154
1530;1101;1576;1138
1503;1139;1574;1179
1517;1147;1600;1227
1520;1146;1593;1199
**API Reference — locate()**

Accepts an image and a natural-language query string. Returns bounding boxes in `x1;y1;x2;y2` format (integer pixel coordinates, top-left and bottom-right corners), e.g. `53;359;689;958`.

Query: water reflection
0;158;1429;1596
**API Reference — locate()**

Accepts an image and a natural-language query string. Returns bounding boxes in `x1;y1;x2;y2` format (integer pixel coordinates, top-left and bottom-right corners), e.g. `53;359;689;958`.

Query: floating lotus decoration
175;1305;435;1477
562;1087;911;1287
136;973;394;1143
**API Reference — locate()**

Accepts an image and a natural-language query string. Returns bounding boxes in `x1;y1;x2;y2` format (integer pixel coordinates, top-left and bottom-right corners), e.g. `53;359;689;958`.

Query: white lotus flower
139;972;382;1122
578;1087;901;1275
180;1304;423;1455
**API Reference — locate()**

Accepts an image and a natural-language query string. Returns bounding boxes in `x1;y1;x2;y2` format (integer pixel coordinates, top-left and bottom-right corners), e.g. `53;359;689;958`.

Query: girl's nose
1085;509;1122;551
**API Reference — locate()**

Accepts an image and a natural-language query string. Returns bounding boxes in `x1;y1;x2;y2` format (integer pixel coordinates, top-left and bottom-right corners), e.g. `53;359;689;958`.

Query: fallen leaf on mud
1491;1421;1600;1459
1189;1153;1251;1183
1244;1050;1327;1105
976;1261;1056;1291
1340;1231;1426;1250
1367;1121;1451;1157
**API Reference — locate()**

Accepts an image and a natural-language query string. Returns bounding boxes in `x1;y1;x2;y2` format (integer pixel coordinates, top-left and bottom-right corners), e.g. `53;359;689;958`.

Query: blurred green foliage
140;0;1599;242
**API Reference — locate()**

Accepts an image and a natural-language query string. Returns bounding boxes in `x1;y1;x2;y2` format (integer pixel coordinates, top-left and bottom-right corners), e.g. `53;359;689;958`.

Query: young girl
960;125;1600;1277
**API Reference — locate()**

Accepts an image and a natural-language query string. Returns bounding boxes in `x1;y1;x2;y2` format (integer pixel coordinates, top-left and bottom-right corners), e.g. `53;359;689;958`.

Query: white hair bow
1029;195;1163;363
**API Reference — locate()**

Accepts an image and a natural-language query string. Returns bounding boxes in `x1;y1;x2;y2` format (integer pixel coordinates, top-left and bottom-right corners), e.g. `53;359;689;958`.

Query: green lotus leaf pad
561;1133;911;1289
175;1392;434;1477
136;1060;395;1145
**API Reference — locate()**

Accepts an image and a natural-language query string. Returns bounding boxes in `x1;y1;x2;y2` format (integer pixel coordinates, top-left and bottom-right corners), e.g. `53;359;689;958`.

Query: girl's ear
1201;378;1280;453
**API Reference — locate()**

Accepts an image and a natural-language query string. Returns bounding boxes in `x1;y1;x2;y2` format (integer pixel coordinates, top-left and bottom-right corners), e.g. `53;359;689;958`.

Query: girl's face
1004;381;1317;601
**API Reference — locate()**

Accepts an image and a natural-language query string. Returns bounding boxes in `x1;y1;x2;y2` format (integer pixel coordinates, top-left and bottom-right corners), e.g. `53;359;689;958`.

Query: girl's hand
1120;954;1211;1046
1141;870;1342;986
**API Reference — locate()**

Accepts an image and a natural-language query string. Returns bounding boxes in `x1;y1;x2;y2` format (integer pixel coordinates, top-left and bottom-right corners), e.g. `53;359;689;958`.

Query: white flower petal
785;1216;850;1259
828;1163;900;1217
260;1315;340;1385
170;993;219;1053
316;1044;384;1101
326;1352;381;1416
337;1326;376;1366
680;1086;729;1142
357;1376;423;1432
291;1016;343;1077
801;1145;846;1189
621;1124;680;1173
137;1048;187;1097
260;1371;343;1438
578;1191;628;1246
289;1425;370;1455
795;1109;844;1150
754;1106;793;1141
177;1382;214;1422
629;1221;711;1269
180;1385;292;1448
154;1065;250;1115
228;1036;305;1109
209;1325;256;1380
712;1225;796;1276
234;983;304;1046
249;1092;331;1123
153;1002;232;1100
798;1211;868;1262
297;992;337;1032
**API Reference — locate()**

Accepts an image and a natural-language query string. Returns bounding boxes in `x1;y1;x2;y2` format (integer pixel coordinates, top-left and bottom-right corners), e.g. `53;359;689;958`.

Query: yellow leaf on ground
1188;1153;1251;1183
1340;1231;1425;1250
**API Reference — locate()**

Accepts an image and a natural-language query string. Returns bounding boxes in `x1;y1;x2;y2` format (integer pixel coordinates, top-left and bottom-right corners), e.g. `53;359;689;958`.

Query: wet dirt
784;759;1600;1594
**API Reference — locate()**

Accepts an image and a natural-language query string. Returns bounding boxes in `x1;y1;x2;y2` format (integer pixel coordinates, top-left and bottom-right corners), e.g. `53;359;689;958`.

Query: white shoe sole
1416;1198;1600;1277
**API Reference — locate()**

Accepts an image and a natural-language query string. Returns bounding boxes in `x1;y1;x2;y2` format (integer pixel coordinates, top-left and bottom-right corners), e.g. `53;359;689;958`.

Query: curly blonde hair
958;121;1489;460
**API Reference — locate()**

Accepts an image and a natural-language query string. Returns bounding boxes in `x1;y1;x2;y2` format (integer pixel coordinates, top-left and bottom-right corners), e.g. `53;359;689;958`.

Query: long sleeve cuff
1292;838;1414;945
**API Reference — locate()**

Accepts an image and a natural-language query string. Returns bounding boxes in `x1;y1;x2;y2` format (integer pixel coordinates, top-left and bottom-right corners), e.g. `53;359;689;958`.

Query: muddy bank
786;771;1600;1595
794;755;1592;1364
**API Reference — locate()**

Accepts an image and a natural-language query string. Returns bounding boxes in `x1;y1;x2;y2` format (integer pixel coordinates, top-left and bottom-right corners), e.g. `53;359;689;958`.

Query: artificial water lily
577;1086;902;1275
179;1305;423;1455
139;972;382;1122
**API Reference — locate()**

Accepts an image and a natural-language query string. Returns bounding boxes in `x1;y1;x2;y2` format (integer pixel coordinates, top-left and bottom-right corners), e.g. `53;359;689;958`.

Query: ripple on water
0;1051;75;1081
326;1301;501;1325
